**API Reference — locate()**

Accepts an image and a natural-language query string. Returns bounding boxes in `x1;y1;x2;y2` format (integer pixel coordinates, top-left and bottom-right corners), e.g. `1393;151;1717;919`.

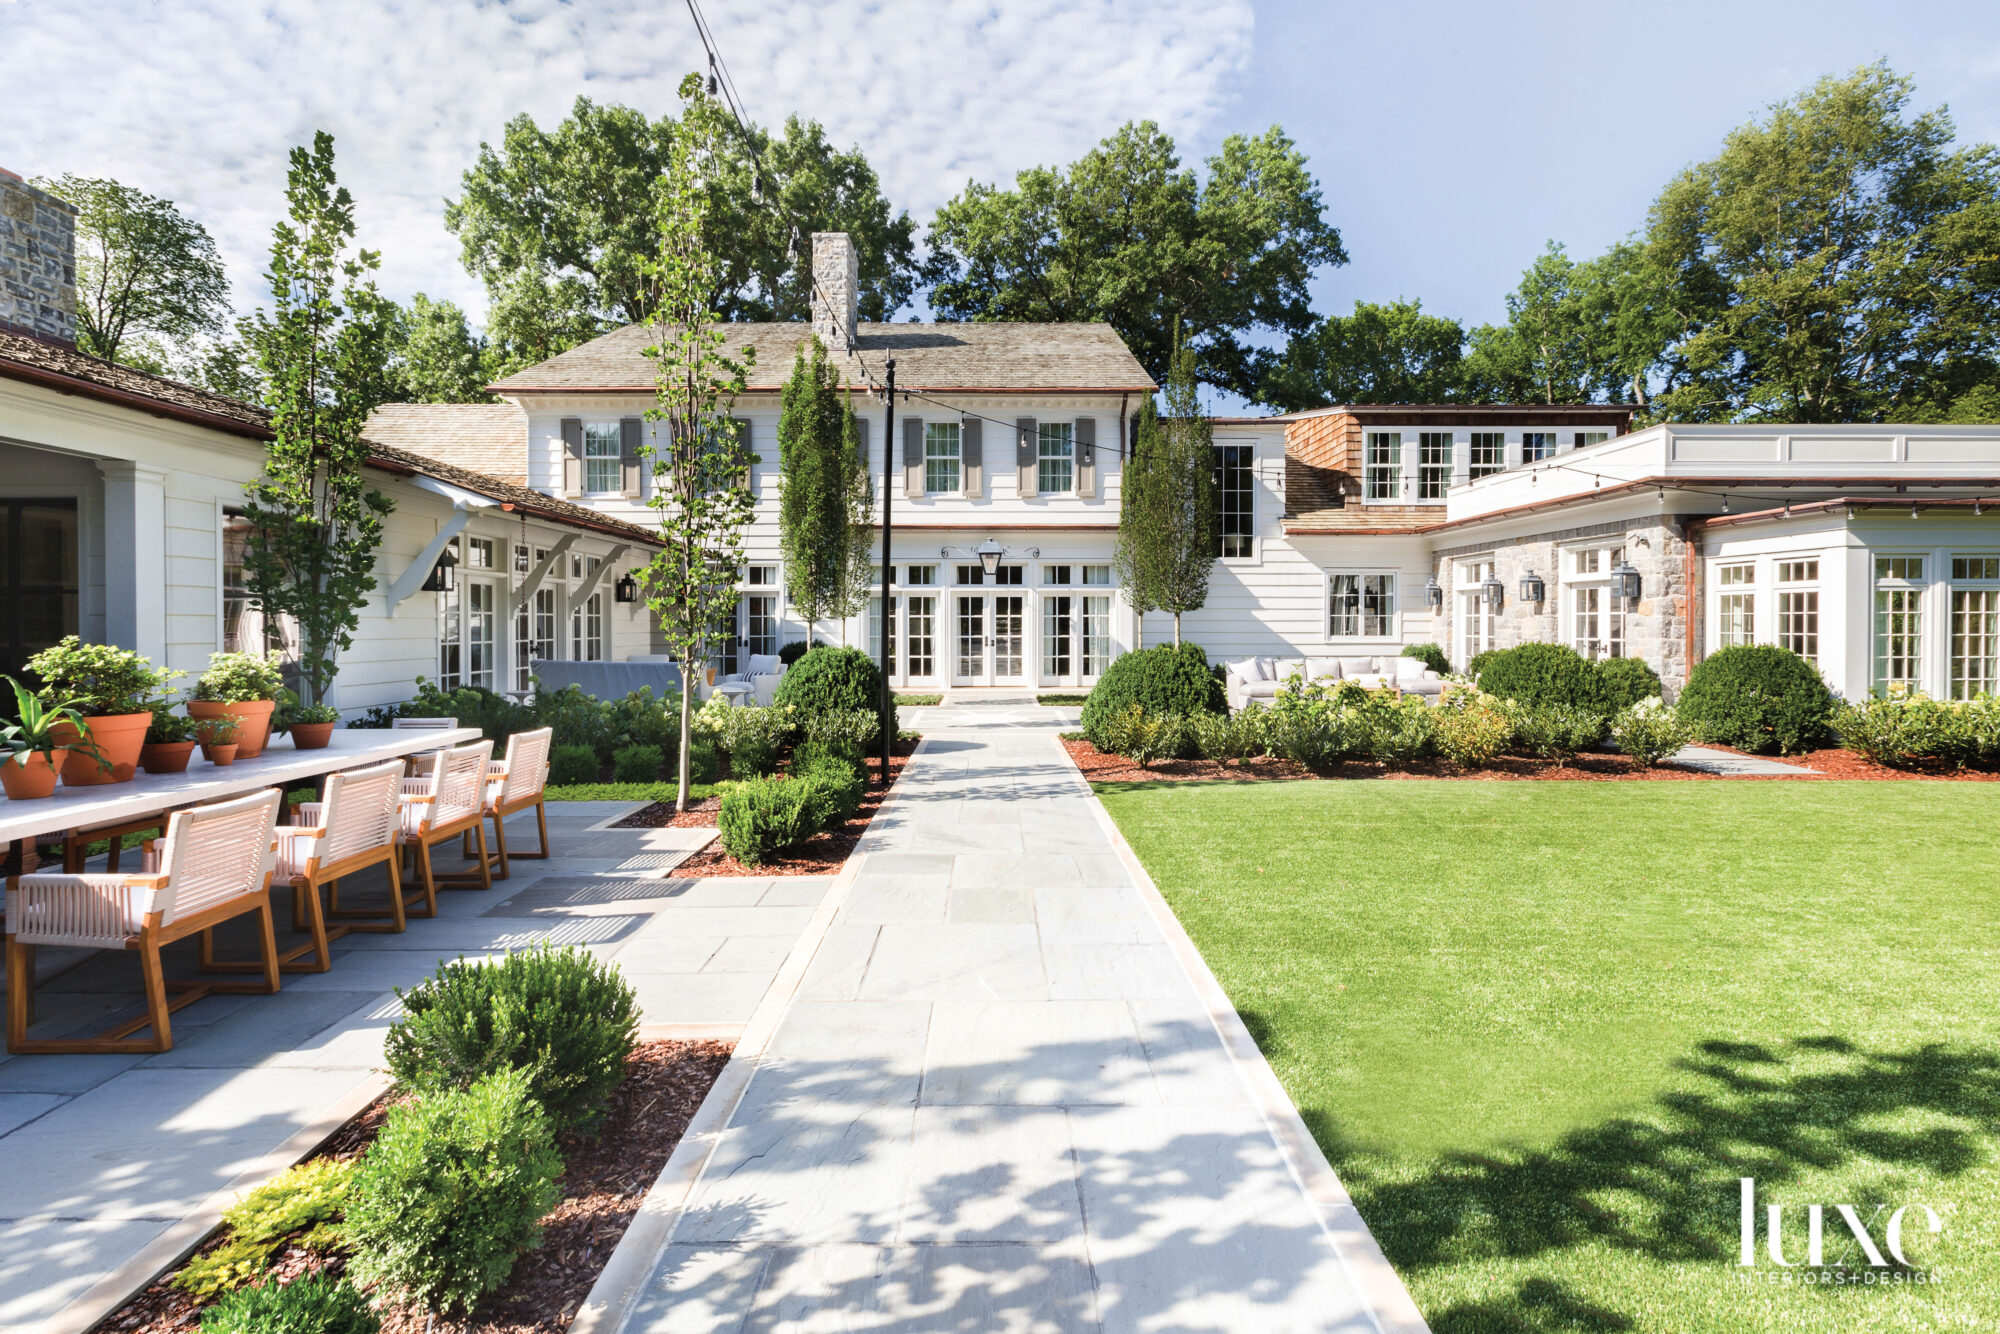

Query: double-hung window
1950;555;2000;699
1874;556;1925;692
1776;559;1819;666
1715;563;1755;648
1214;445;1254;557
1329;573;1395;638
1468;432;1505;481
1365;432;1401;500
1417;432;1452;501
583;422;622;494
924;422;961;494
1522;432;1556;463
1037;421;1074;494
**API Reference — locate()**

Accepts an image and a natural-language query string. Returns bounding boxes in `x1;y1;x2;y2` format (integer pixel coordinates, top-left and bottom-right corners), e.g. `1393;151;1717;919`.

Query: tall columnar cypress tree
777;340;870;635
1115;330;1217;648
1114;393;1167;648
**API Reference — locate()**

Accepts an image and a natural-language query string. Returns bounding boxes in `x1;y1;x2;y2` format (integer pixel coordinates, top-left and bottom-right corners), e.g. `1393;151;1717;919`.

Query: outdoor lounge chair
476;726;553;880
271;759;408;967
5;788;283;1054
400;739;495;897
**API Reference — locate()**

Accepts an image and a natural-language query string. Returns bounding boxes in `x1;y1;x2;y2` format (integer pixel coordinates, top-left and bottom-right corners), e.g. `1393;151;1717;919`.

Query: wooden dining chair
474;727;553;880
5;788;283;1054
400;739;495;898
268;759;406;970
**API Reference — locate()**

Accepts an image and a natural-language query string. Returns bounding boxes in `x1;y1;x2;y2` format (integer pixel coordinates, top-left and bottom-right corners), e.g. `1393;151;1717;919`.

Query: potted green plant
197;714;242;766
140;706;201;775
0;676;101;800
288;703;340;750
187;651;287;760
27;637;177;786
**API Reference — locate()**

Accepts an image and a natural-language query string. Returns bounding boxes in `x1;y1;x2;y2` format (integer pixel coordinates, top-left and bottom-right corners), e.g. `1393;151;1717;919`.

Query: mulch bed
92;1039;733;1334
1063;737;1999;783
614;738;919;877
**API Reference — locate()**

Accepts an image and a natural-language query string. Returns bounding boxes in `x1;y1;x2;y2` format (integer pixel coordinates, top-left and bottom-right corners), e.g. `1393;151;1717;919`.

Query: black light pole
876;358;896;787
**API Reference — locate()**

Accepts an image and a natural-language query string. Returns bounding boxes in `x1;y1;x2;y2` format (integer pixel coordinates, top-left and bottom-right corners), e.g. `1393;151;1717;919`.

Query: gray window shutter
962;418;983;499
903;417;924;497
733;418;754;491
561;418;584;496
1016;417;1037;498
1075;417;1097;498
620;417;642;498
853;417;872;483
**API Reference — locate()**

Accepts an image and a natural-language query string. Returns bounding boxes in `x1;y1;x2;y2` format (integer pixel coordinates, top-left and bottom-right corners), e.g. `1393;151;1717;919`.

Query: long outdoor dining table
0;725;484;868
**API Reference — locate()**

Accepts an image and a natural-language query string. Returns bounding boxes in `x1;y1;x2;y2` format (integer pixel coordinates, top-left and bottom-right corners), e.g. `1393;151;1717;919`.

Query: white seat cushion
1304;657;1341;680
1272;659;1305;683
1226;657;1267;683
1338;656;1378;677
1347;673;1390;690
746;654;783;678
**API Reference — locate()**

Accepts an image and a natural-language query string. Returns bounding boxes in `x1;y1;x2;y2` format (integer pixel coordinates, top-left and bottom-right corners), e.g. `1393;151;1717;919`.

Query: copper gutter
0;354;271;440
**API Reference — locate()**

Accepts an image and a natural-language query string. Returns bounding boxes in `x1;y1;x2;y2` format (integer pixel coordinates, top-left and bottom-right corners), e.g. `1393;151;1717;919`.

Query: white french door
952;594;1025;686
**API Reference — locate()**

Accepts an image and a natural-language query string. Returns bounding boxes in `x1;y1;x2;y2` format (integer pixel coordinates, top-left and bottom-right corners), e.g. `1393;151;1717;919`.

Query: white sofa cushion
1347;673;1390;690
1227;657;1267;683
746;653;783;678
1304;656;1341;681
1272;658;1305;683
1337;656;1378;677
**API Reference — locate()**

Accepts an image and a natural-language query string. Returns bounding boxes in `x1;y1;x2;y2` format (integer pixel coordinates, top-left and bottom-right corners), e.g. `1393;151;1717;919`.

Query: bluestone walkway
623;704;1424;1333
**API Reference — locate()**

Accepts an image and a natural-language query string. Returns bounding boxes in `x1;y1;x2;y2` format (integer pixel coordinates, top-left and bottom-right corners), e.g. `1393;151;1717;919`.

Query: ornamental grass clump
384;945;640;1137
1610;697;1695;768
343;1068;562;1315
199;1273;379;1334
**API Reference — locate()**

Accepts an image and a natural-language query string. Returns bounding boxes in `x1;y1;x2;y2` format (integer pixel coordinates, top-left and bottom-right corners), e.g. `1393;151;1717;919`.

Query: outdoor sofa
1224;654;1444;712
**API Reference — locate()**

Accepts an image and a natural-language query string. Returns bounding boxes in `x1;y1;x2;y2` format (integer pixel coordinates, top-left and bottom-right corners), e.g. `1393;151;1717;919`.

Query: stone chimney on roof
0;169;78;345
810;231;858;352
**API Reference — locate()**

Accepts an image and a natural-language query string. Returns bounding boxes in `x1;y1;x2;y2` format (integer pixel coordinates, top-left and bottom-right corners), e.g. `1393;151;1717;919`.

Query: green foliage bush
548;743;598;787
1401;643;1451;676
717;776;817;865
344;1069;563;1314
611;743;663;783
1431;687;1512;768
193;650;289;703
778;639;823;666
1610;697;1694;768
27;636;177;715
795;752;865;828
1080;644;1224;754
1189;702;1268;766
384;945;640;1136
1833;691;2000;768
200;1273;379;1334
1466;649;1501;683
1472;642;1606;711
602;686;681;759
175;1158;357;1298
1595;656;1664;711
1362;694;1436;767
773;647;895;735
1506;700;1607;762
1677;645;1835;754
799;708;879;763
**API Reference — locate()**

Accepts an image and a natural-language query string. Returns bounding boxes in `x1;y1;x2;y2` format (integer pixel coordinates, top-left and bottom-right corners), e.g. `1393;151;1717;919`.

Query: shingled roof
365;402;527;485
0;329;657;546
491;322;1156;394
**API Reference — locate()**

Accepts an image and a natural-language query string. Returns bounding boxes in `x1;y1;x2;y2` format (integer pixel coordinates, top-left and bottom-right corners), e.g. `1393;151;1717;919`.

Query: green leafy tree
639;75;759;812
33;175;230;368
775;340;870;633
1256;299;1468;410
384;293;494;403
238;132;397;708
1116;331;1217;646
447;96;919;374
928;121;1347;399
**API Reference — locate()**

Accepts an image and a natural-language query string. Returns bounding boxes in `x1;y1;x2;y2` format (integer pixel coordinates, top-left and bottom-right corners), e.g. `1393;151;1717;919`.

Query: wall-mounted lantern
1481;574;1505;609
420;546;457;593
1518;569;1546;605
614;572;640;604
1425;575;1444;609
1612;559;1642;602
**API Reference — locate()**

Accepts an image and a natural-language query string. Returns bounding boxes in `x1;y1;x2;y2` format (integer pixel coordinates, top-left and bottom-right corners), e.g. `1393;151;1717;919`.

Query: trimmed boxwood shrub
385;944;640;1137
773;646;896;736
611;743;663;783
1472;642;1606;711
1080;644;1225;754
1401;643;1451;676
795;752;865;829
344;1069;562;1314
717;776;817;865
201;1273;378;1333
548;742;598;787
1677;645;1835;754
1594;656;1663;711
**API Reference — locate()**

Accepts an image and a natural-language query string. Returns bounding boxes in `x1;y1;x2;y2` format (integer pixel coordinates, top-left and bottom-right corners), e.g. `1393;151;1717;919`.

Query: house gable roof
364;402;527;485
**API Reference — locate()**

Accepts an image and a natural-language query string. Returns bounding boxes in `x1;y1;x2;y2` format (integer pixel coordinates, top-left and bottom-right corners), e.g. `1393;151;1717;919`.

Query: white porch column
96;461;168;661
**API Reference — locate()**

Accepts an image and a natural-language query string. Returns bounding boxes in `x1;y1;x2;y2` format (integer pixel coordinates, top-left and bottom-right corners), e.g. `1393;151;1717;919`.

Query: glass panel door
1;500;79;680
906;596;936;681
955;595;985;683
465;581;496;689
992;594;1024;683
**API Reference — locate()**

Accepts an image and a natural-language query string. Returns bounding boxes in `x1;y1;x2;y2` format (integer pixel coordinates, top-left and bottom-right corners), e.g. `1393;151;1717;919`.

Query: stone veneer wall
1433;514;1695;694
0;171;77;344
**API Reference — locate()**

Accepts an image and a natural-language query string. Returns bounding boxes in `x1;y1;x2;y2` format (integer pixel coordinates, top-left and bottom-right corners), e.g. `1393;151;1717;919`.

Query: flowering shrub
1431;686;1512;767
1610;697;1694;768
1506;700;1606;762
1189;702;1268;766
1833;689;2000;768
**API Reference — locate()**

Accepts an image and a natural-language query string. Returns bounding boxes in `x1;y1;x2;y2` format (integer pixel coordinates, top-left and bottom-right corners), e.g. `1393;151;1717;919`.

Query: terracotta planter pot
140;741;198;775
290;722;336;751
1;751;60;800
202;742;240;767
188;699;277;759
53;712;151;786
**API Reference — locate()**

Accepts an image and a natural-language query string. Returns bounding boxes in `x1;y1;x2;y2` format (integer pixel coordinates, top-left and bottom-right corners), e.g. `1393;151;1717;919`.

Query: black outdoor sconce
1481;574;1505;609
1519;569;1547;605
420;545;458;593
614;572;640;604
976;536;1005;578
1612;559;1641;602
1425;575;1444;609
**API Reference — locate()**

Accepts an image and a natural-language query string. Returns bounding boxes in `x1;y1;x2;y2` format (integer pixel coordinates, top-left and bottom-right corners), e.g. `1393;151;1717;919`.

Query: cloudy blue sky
3;0;1998;408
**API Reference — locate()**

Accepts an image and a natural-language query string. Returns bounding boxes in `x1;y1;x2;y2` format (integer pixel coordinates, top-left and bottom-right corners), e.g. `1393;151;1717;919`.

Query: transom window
1574;431;1609;449
1042;565;1071;586
1417;432;1452;501
925;422;962;494
745;565;776;586
1575;549;1601;574
1875;556;1925;692
465;537;495;569
1522;432;1556;462
905;564;937;586
1777;559;1819;583
1330;573;1395;638
1468;432;1505;480
1951;554;2000;698
1365;432;1402;500
1215;444;1254;557
583;422;622;493
1037;421;1074;494
994;565;1023;586
1081;564;1113;585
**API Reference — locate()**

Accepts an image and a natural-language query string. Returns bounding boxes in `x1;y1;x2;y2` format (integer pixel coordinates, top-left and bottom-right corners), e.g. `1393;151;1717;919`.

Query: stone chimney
810;231;858;351
0;169;78;344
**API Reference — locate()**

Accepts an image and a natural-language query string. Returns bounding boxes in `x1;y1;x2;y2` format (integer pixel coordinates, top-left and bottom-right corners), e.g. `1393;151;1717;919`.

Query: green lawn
1097;780;2000;1334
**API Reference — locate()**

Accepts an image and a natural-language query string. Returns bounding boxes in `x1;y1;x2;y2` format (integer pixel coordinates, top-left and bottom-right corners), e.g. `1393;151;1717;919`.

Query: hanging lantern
977;536;1004;578
1425;575;1444;609
1518;569;1546;604
420;546;458;593
614;572;639;604
1612;560;1642;602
